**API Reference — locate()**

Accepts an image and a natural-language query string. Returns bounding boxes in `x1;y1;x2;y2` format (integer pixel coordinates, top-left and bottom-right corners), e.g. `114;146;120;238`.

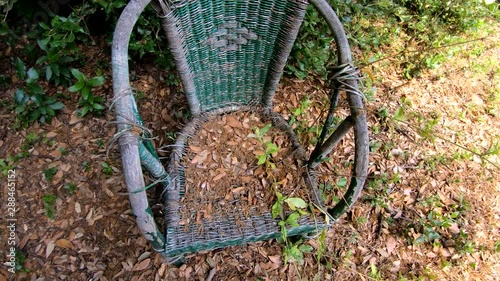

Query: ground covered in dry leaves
1;23;499;281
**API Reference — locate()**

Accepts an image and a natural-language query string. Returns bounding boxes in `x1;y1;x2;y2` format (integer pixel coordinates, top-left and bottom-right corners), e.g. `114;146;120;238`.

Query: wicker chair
112;0;368;262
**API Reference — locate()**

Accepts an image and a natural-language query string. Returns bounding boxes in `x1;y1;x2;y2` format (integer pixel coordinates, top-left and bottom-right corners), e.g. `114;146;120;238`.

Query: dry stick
394;119;500;170
206;267;217;281
360;36;489;69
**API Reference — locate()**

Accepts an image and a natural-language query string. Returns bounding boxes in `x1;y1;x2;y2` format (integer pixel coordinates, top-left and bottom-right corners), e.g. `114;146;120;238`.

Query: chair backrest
155;0;309;114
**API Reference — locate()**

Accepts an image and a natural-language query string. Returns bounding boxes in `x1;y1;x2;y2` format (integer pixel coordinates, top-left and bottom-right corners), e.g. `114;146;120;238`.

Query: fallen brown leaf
132;258;150;271
46;240;55;258
56;238;73;249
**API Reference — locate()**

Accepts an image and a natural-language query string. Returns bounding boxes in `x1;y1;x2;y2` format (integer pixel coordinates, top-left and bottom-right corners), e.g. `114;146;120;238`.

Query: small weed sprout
64;182;78;194
43;167;58;182
82;161;91;173
0;159;15;175
248;124;280;170
42;194;57;219
100;161;113;177
15;251;29;273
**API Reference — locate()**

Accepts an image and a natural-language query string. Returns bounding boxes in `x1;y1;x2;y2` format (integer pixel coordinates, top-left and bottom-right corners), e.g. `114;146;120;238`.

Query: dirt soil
1;25;499;281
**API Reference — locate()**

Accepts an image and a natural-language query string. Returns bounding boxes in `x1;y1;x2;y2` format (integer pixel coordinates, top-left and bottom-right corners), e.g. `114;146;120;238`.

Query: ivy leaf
81;87;90;100
260;124;272;135
299;244;313;253
46;65;53;81
285;197;308;210
37;38;50;51
266;142;279;153
27;83;44;95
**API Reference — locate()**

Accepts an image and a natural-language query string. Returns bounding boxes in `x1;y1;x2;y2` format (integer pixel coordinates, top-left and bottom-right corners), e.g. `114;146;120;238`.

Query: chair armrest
111;0;167;254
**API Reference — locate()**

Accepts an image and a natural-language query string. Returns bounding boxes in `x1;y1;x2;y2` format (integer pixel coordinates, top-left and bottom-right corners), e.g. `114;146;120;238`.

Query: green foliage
13;60;64;128
82;161;91;173
282;240;313;265
43;167;57;182
68;68;105;117
42;194;57;219
271;192;312;264
37;16;86;86
15;250;29;273
92;0;127;17
364;173;400;208
248;124;281;170
64;182;78;194
25;131;39;145
0;74;10;89
494;241;500;252
100;161;113;177
408;195;470;247
287;0;499;79
369;263;383;280
287;6;334;79
0;158;14;175
288;96;321;145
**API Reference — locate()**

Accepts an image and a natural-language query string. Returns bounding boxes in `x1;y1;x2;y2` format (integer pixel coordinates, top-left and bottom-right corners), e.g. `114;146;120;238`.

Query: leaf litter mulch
179;110;310;227
1;26;500;280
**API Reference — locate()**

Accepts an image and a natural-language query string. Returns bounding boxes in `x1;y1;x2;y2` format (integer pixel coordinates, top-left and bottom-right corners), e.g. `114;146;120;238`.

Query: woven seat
112;0;368;262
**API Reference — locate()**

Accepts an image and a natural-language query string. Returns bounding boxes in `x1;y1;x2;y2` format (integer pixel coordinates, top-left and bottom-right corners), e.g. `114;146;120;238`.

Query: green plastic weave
156;0;308;113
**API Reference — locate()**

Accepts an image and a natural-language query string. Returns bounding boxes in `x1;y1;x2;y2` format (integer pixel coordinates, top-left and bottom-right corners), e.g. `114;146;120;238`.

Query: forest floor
0;22;499;281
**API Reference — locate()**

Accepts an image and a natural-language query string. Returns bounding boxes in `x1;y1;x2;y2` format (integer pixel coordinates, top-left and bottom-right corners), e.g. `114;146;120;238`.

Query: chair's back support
155;0;308;114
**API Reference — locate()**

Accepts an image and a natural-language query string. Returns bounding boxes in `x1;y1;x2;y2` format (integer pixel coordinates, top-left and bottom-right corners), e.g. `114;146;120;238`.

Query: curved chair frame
112;0;368;261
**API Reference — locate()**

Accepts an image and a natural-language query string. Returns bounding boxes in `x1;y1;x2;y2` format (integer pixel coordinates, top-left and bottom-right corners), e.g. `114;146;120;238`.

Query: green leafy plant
271;192;312;264
248;124;281;170
25;131;39;145
68;68;105;117
494;241;500;252
0;159;15;175
408;195;469;247
82;161;91;173
42;194;57;219
43;167;58;182
282;239;314;265
0;74;9;89
37;16;86;86
15;250;29;273
100;161;113;177
363;173;399;209
13;60;64;128
64;182;78;194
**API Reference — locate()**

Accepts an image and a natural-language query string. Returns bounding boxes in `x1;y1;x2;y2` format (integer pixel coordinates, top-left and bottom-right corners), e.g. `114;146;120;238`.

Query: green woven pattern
165;211;330;257
164;0;308;112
